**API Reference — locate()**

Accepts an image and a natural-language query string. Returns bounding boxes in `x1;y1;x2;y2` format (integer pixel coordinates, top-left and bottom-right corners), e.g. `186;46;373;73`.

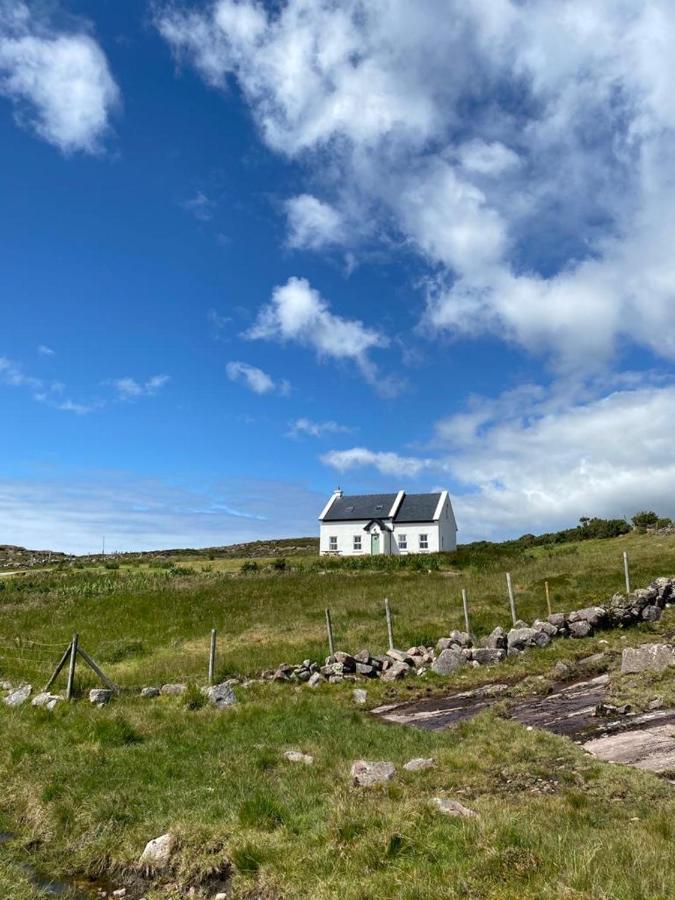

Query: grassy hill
1;530;674;898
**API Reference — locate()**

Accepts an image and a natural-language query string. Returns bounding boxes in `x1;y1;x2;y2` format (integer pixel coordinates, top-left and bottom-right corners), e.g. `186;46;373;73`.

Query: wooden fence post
506;573;517;626
208;628;217;685
544;581;552;617
623;551;631;593
461;588;471;637
44;642;74;692
384;597;395;651
325;608;335;657
66;633;78;701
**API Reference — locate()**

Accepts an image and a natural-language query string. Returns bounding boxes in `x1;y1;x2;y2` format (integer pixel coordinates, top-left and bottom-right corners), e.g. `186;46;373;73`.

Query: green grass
1;530;674;897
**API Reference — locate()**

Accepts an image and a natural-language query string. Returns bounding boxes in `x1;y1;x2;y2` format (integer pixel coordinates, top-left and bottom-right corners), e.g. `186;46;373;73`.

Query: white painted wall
319;493;458;555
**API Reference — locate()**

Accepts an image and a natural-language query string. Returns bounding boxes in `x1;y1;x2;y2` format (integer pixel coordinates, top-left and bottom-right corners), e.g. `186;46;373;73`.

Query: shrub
632;510;659;529
240;561;259;574
182;682;208;711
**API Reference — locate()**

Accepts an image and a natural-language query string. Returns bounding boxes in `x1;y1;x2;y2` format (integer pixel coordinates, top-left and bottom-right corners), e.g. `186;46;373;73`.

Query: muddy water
0;832;115;898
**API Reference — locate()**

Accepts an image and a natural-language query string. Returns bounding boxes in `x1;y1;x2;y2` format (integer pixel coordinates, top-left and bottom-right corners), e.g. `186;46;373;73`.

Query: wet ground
372;675;675;776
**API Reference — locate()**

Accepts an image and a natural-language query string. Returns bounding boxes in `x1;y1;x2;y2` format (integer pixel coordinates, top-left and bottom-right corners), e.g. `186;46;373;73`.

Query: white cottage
319;489;457;556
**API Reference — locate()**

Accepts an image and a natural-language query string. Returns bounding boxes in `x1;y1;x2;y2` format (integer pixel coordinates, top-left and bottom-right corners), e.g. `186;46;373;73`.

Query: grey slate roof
322;492;442;522
322;493;397;521
394;493;442;522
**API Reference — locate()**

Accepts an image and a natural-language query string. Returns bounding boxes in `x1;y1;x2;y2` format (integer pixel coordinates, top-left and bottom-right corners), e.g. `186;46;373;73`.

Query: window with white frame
398;534;407;551
329;536;338;552
419;533;429;550
353;535;362;551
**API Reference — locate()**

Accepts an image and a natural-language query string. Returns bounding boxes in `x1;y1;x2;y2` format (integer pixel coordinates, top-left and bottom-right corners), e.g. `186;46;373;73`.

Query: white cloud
0;470;323;554
247;276;390;389
321;446;433;479
0;2;119;154
321;377;675;540
285;194;344;250
111;375;170;401
156;0;675;368
182;190;214;221
287;417;353;438
226;360;289;395
37;344;54;356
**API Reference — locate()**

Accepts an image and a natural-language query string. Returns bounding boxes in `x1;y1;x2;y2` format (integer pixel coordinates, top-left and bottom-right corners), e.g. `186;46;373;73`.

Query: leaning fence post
623;551;631;593
461;588;471;637
208;628;217;685
324;608;335;657
66;633;79;701
544;580;552;617
506;573;517;626
384;597;395;651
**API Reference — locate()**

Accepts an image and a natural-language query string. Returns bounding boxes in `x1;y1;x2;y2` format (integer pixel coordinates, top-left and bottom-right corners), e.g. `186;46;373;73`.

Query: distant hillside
0;537;320;569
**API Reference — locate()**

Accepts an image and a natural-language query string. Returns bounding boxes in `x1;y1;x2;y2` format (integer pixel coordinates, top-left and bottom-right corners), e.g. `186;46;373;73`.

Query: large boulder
484;626;507;650
621;644;675;675
404;757;436;771
161;683;187;695
31;692;62;711
641;605;662;622
507;627;539;650
381;660;410;681
351;760;395;787
471;648;505;666
431;648;467;675
89;688;112;706
569;620;593;639
204;682;237;709
568;606;606;628
432;797;478;818
139;833;175;872
3;684;31;707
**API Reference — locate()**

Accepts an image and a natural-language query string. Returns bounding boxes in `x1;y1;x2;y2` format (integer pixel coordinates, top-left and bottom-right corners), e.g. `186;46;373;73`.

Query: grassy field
1;531;674;898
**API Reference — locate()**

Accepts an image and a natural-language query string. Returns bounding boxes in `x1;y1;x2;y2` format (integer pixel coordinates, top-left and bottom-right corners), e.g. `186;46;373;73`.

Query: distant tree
631;511;659;529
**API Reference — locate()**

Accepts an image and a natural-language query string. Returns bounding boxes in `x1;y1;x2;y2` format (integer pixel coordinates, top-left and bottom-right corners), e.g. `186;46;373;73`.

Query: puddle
1;833;117;897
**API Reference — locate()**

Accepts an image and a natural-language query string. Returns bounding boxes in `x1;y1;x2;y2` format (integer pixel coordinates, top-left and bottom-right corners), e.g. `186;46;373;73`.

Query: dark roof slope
394;493;442;522
322;493;397;521
322;491;443;522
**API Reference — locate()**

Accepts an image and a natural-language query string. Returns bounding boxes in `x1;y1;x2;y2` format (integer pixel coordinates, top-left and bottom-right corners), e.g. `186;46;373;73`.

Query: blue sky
2;0;675;553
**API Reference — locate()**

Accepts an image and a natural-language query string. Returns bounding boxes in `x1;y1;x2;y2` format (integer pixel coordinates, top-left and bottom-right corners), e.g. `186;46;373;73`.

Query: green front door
371;532;380;555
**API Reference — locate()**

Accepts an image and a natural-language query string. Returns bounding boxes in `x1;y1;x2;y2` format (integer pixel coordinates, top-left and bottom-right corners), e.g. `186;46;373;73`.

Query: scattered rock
161;683;187;696
578;653;606;669
284;750;313;765
432;797;478;818
648;697;664;710
381;661;410;681
140;686;161;698
89;688;112;706
353;688;368;705
307;672;322;688
569;621;593;639
484;626;507;650
641;605;662;622
31;692;62;710
621;644;675;675
3;684;31;707
507;627;540;651
471;648;505;666
569;606;606;628
552;661;570;679
403;757;436;771
351;760;395;787
432;648;467;675
203;682;237;709
139;833;175;872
